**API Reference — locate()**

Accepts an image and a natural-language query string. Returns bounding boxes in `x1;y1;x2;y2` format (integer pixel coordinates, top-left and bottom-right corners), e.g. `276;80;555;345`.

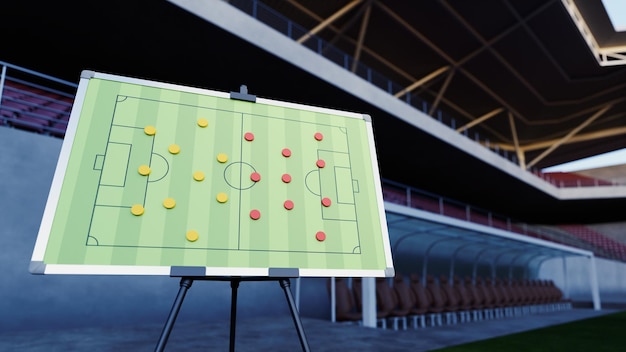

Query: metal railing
381;178;626;262
382;178;520;231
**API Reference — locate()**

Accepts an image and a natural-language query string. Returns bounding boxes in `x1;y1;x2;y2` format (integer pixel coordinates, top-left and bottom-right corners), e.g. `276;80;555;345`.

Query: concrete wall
0;127;332;332
539;255;626;308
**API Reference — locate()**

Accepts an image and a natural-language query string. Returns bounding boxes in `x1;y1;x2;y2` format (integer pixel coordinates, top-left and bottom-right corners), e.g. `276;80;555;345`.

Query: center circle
224;162;258;190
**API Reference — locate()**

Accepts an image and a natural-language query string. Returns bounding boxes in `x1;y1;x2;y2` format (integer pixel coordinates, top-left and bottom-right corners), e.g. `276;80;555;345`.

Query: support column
589;255;601;310
330;277;336;323
361;277;376;327
562;256;569;299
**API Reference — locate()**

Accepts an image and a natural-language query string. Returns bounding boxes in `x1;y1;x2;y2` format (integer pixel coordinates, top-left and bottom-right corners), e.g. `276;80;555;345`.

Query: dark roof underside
1;0;625;224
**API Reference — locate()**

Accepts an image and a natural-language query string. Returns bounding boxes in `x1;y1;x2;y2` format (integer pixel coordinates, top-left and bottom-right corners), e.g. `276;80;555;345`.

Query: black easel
154;276;311;352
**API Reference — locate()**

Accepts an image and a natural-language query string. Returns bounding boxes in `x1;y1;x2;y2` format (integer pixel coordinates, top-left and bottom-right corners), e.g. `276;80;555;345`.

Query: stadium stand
0;62;76;138
1;60;622;266
558;225;626;262
0;59;618;334
0;71;74;137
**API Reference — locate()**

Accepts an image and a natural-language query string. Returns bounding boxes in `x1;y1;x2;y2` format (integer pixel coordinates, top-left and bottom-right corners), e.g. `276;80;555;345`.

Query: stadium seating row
0;78;73;137
559;225;626;261
328;273;571;330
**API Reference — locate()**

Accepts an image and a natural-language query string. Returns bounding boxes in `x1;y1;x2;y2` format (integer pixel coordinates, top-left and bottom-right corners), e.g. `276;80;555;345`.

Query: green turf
432;311;626;352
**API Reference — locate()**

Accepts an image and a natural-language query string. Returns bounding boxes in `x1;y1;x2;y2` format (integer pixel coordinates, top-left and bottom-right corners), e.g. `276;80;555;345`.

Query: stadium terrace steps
558;225;626;261
0;78;73;136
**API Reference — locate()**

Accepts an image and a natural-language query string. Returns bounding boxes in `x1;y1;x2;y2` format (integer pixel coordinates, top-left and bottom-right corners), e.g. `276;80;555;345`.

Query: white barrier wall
540;255;626;307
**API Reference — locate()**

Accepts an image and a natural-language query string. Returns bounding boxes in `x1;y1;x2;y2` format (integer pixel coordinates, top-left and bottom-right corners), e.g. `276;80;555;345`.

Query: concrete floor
0;308;618;351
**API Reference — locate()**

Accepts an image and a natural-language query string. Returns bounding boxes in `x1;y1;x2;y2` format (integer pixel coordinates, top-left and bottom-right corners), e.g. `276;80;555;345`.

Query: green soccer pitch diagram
30;71;394;277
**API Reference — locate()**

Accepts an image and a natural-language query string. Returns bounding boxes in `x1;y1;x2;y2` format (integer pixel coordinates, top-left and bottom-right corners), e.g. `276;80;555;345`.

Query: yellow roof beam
297;0;363;44
456;108;504;133
526;105;613;170
394;66;450;98
508;112;526;169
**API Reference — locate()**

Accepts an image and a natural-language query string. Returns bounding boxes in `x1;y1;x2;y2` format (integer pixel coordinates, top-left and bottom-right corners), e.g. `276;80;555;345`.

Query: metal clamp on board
230;84;256;103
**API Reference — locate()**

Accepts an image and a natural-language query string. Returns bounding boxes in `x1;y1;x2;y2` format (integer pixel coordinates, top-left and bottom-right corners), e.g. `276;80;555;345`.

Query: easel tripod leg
279;279;311;352
155;278;193;352
229;278;240;352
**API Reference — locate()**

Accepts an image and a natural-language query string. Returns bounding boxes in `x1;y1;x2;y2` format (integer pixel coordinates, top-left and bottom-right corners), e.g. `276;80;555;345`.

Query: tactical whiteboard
30;71;394;277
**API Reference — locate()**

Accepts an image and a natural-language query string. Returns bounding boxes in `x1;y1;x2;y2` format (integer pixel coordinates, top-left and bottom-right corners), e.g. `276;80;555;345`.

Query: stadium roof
222;0;626;170
1;0;625;223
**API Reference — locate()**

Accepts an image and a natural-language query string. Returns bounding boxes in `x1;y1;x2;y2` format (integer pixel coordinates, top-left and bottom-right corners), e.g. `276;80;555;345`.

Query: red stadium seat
392;274;429;329
424;275;447;325
476;276;496;319
464;276;485;321
327;278;362;323
376;277;411;330
409;274;436;327
452;275;473;322
439;275;461;324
